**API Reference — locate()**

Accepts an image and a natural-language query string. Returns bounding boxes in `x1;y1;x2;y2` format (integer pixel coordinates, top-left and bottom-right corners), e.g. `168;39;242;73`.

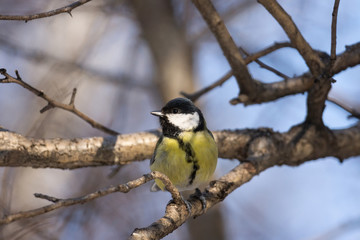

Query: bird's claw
191;188;207;211
167;196;192;214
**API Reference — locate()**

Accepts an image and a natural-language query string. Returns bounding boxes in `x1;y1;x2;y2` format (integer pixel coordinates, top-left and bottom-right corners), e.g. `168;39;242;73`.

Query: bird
150;98;218;201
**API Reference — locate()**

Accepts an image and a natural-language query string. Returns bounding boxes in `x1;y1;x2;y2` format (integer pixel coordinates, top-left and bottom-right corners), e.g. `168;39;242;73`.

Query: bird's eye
172;108;179;114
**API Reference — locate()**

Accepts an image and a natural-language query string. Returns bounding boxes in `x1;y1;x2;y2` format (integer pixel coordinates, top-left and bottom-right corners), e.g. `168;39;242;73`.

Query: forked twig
182;42;293;101
0;69;118;135
239;47;289;79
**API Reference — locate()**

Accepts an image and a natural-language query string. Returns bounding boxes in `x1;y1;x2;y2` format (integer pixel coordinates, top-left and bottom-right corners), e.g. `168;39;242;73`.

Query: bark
1;124;359;169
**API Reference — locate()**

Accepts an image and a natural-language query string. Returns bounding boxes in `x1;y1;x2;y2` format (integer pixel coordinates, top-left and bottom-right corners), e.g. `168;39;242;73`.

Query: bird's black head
151;98;205;137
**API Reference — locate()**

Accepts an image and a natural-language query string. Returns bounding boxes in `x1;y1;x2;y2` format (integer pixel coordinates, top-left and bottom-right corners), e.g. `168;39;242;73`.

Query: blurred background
0;0;360;239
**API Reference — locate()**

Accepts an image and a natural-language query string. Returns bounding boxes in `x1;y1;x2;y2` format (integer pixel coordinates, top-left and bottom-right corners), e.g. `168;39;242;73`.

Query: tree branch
0;129;160;169
0;171;181;224
257;0;324;76
0;69;118;135
1;123;360;236
332;42;360;73
183;40;360;106
327;97;360;119
230;74;314;105
0;0;93;22
191;0;258;97
130;123;360;239
1;124;360;169
239;47;290;79
181;70;232;102
181;41;293;102
330;0;341;66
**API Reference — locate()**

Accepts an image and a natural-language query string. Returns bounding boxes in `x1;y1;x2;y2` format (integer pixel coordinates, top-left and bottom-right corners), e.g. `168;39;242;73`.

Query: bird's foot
191;188;207;211
167;195;192;214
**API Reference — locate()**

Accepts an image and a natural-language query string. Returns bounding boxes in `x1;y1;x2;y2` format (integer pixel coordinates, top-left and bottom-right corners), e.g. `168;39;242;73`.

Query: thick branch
332;42;360;73
0;0;93;22
230;74;314;105
1;124;360;169
130;123;360;239
184;41;360;106
0;69;118;135
1;124;360;237
257;0;324;75
0;129;160;169
191;0;257;96
305;78;332;126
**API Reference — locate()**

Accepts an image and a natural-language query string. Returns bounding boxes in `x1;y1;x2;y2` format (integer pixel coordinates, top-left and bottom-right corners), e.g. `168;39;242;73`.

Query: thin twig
0;69;119;135
0;171;181;225
181;42;293;101
181;70;233;101
330;0;341;68
69;88;77;106
0;0;93;22
327;97;360;119
239;47;289;79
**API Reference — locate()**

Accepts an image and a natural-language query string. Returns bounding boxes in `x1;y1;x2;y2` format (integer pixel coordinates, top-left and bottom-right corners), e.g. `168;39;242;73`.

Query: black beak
151;111;164;117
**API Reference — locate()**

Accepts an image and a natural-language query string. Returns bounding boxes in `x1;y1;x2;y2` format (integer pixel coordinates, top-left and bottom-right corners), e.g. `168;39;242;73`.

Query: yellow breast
150;130;218;191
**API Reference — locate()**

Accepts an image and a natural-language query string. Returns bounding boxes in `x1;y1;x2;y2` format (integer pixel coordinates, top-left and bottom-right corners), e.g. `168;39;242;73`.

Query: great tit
150;98;218;192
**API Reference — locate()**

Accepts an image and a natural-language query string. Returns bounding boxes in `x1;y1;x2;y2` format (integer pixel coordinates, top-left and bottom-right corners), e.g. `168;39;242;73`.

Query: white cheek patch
167;112;200;131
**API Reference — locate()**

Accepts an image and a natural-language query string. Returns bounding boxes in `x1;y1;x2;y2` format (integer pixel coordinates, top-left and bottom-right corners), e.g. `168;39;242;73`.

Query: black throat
160;109;206;138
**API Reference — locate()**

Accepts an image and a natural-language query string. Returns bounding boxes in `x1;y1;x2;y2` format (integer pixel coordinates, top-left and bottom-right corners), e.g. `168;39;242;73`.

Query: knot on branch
244;128;280;170
288;123;335;165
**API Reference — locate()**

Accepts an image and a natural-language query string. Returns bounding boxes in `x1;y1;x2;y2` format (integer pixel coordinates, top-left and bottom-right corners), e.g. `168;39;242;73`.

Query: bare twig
182;42;293;101
327;97;360;119
0;0;93;22
257;0;324;76
191;0;257;96
0;69;118;135
0;171;180;225
181;70;233;102
69;88;77;106
330;0;341;66
239;47;289;79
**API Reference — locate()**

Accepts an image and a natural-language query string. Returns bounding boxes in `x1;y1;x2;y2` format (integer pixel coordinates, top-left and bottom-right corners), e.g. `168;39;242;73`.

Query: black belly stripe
177;138;199;186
